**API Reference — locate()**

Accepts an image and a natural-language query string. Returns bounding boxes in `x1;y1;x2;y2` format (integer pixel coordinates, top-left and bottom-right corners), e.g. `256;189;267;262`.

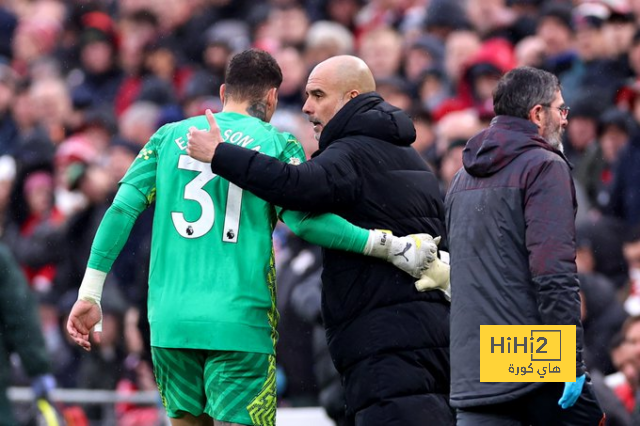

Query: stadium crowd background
2;0;640;424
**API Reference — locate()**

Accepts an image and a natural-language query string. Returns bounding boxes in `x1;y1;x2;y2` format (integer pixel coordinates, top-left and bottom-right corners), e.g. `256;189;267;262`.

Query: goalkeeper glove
364;230;437;278
415;243;451;300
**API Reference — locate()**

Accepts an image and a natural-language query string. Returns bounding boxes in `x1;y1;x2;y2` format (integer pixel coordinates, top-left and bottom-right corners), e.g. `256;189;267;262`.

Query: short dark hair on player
224;49;283;103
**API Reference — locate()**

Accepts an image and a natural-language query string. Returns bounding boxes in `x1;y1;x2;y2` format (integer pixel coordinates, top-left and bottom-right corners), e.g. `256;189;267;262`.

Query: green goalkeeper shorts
151;347;276;425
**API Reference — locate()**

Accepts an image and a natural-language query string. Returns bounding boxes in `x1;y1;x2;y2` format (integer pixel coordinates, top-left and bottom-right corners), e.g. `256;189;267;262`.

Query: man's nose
302;99;312;115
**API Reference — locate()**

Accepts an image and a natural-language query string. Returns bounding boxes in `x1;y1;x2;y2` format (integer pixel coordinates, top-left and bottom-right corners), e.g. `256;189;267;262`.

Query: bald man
188;55;454;425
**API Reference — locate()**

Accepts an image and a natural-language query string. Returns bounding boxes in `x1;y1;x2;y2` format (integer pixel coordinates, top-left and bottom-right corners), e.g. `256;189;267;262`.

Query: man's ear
267;87;278;106
349;90;359;100
529;104;544;128
219;84;226;103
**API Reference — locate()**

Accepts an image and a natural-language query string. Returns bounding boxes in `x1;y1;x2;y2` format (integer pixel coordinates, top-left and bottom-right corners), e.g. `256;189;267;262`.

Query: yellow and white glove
364;230;438;278
415;249;450;300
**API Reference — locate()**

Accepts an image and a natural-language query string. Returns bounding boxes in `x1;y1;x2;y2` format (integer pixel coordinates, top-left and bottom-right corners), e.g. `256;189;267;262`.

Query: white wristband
77;268;107;305
364;229;392;259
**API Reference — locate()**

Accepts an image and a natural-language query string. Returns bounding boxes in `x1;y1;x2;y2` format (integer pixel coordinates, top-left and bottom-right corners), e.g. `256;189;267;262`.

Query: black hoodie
446;115;586;407
209;93;451;409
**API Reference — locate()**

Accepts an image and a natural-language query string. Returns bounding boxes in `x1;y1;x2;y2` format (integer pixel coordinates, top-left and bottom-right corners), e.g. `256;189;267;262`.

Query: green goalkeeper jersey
121;112;307;354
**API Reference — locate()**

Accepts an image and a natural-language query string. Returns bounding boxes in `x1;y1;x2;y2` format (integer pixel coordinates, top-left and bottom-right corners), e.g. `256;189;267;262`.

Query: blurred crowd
1;0;640;424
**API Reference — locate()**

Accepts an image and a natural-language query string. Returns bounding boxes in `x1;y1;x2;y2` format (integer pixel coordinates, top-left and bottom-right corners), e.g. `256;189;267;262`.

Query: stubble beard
544;121;564;153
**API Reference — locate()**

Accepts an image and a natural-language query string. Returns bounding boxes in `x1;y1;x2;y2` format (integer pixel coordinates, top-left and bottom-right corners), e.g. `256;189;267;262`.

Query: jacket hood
463;115;568;177
318;92;416;151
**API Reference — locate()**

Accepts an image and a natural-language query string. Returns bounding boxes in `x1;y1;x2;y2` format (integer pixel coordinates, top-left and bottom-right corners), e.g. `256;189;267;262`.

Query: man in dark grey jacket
187;55;453;425
446;66;605;424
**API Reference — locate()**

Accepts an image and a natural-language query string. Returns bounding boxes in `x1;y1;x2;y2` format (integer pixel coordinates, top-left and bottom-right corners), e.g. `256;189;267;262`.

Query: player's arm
279;208;437;278
68;127;162;351
187;110;358;212
67;183;148;351
212;142;358;212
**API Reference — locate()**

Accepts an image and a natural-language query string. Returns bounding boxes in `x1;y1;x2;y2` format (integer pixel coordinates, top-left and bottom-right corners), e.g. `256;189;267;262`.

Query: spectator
567;93;608;211
590;108;637;213
0;64;17;157
608;122;640;230
608;333;637;415
273;46;307;110
357;27;403;80
375;76;413;111
576;216;628;289
571;2;629;104
423;0;471;41
443;30;482;89
11;171;64;295
69;13;123;109
466;0;536;45
416;66;452;115
114;9;161;117
438;139;465;197
404;34;445;84
0;155;15;236
435;37;516;122
623;227;640;316
304;21;354;69
623;315;640;424
536;3;580;103
515;35;546;68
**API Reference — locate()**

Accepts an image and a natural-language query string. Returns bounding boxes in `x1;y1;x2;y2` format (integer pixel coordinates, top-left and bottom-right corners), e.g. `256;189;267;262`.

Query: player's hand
558;375;586;409
365;230;438;278
67;299;102;351
415;248;451;298
187;109;223;163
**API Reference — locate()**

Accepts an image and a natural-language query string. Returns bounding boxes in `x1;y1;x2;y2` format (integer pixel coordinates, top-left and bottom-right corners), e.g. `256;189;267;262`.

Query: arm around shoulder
211;143;359;212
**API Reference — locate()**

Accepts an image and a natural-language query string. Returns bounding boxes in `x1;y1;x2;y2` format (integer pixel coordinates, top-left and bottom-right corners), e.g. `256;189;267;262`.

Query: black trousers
342;349;455;426
457;381;605;426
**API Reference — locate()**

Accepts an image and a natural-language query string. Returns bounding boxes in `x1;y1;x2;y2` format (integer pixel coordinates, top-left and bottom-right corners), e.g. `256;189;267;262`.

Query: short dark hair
224;49;283;103
493;67;560;119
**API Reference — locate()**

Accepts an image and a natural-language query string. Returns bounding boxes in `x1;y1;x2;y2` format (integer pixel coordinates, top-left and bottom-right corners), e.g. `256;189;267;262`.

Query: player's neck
222;102;249;116
222;101;270;123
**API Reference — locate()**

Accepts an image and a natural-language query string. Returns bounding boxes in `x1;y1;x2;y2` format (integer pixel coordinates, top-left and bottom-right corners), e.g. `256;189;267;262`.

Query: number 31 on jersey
171;155;243;242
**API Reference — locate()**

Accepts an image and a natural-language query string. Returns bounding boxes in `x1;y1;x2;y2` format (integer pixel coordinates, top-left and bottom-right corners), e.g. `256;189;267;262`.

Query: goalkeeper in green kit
66;49;439;426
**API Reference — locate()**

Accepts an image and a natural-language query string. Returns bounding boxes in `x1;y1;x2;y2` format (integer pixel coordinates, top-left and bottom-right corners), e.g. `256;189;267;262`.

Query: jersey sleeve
276;132;306;165
272;133;368;252
279;209;368;253
87;183;148;272
120;127;164;205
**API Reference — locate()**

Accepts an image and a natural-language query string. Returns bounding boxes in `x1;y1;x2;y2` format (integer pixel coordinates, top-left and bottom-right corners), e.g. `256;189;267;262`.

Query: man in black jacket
187;55;453;425
446;66;604;425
